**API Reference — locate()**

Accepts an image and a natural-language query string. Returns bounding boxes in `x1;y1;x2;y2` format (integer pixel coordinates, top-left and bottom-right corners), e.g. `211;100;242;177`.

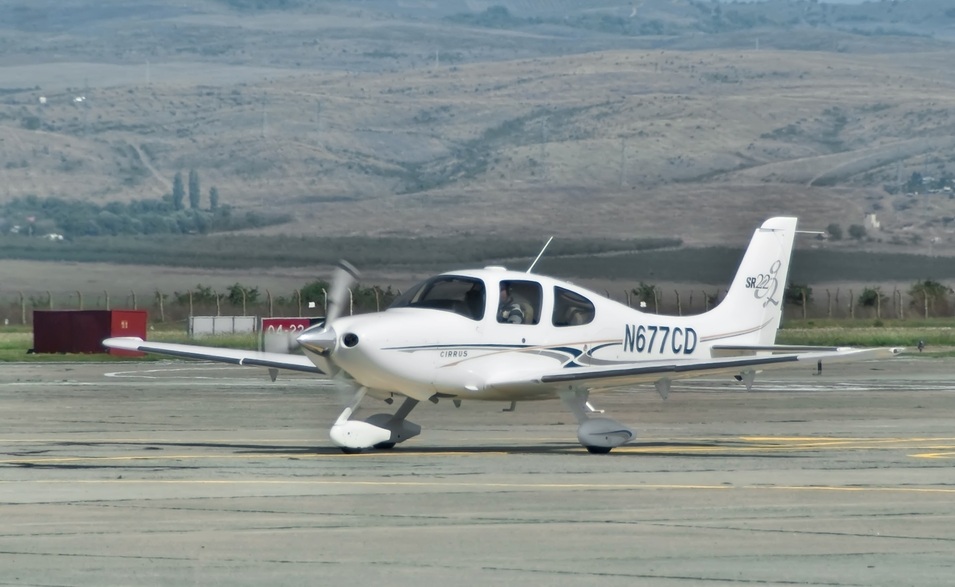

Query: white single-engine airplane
105;217;901;454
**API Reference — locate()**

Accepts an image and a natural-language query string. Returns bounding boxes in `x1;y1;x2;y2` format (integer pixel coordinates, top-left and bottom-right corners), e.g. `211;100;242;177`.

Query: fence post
19;292;25;324
801;289;807;319
703;290;709;312
242;289;247;316
295;290;302;317
674;290;682;316
826;289;832;318
47;290;53;309
849;289;854;319
76;290;83;310
156;291;165;323
215;290;221;317
130;290;137;310
267;289;273;318
105;290;110;310
876;291;881;319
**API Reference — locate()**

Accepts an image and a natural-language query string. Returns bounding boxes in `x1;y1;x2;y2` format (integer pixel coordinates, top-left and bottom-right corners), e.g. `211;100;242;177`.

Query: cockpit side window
388;276;485;320
552;287;595;327
497;280;542;325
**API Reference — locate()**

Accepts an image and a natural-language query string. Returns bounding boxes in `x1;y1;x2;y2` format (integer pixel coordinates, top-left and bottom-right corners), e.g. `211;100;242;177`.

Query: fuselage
298;267;766;402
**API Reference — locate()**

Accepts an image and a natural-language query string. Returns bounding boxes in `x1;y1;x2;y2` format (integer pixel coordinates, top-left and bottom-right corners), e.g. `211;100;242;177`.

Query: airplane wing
102;337;323;374
503;346;903;392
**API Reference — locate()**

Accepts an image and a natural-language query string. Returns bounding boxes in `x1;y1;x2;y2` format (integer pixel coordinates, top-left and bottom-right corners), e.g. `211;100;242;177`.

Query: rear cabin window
388;276;485;320
552;287;595;327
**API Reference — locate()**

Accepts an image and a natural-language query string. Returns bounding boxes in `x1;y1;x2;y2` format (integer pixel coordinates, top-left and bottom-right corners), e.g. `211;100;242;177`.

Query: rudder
705;217;798;345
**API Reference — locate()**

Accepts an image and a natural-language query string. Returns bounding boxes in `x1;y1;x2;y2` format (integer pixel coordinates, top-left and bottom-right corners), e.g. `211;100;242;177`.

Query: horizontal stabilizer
710;344;903;361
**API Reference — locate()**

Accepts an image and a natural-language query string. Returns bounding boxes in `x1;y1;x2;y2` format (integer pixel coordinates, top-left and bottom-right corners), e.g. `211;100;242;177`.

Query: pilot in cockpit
498;282;529;324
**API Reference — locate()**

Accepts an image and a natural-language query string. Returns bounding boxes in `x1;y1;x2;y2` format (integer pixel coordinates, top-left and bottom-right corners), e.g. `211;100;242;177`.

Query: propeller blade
325;260;359;326
297;260;359;376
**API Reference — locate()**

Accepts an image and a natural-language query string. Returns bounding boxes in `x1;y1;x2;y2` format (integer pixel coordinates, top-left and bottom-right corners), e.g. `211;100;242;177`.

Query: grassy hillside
1;0;955;252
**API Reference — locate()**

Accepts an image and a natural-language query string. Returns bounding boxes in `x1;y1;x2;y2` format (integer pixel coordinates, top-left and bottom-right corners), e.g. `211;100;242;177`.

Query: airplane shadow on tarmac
1;440;807;470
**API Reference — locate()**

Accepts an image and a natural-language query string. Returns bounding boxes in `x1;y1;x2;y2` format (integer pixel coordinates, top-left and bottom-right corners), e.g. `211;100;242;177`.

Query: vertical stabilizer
705;217;797;345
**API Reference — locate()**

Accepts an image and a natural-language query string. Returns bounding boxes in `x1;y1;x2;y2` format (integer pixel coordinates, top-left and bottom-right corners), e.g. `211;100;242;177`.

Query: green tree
300;280;331;313
857;286;886;308
826;223;843;241
631;282;657;311
172;172;185;211
905;171;923;192
209;186;219;211
188;169;201;210
909;279;952;316
352;284;397;313
784;282;812;306
227;282;259;305
174;284;217;306
847;224;867;240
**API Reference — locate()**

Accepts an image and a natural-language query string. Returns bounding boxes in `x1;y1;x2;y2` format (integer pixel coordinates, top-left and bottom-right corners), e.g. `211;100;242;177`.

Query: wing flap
103;337;322;374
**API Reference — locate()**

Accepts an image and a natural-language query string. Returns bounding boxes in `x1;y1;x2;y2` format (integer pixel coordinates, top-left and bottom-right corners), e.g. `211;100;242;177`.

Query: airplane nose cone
297;326;338;356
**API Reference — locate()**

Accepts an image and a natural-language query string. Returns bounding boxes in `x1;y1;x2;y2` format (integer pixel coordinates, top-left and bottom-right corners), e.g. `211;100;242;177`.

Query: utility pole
619;138;627;187
261;96;268;138
539;117;548;180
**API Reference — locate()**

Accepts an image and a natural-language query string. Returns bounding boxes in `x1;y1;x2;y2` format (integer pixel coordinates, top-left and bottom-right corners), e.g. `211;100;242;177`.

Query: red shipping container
33;310;147;355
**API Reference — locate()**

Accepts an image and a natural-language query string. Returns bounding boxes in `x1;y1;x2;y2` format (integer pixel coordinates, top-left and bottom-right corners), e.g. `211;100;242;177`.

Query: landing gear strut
329;387;422;453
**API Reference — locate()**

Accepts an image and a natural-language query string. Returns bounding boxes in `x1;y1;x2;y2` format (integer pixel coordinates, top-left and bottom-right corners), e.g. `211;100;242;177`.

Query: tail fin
705;217;797;345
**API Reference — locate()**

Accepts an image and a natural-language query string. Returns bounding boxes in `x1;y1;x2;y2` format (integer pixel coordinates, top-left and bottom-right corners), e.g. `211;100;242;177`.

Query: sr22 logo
745;259;781;307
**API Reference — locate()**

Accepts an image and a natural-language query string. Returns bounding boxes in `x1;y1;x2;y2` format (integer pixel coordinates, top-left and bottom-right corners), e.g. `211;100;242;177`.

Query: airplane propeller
297;260;359;377
325;260;360;325
296;261;397;451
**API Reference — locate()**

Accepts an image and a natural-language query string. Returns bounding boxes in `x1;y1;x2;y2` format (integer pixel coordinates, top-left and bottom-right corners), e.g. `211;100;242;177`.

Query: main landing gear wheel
585;445;613;454
340;447;363;455
374;442;396;449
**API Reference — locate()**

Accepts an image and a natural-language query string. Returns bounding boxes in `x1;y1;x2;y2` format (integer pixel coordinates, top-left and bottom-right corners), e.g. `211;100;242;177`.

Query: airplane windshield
389;276;485;320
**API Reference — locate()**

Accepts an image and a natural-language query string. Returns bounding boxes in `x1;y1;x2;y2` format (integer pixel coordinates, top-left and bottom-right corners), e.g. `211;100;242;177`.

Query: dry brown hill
2;0;955;251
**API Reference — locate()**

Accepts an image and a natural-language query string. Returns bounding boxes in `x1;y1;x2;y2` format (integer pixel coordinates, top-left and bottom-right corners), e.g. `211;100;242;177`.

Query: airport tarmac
1;356;954;586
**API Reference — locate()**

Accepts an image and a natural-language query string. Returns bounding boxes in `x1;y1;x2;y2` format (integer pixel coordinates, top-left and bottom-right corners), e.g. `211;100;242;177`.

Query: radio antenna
526;236;554;273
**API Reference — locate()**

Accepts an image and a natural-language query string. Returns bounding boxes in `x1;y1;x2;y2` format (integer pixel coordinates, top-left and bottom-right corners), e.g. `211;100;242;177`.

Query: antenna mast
526;236;554;273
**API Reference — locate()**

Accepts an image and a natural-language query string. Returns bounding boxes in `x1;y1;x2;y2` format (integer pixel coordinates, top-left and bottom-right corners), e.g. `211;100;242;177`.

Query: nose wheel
330;390;422;453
